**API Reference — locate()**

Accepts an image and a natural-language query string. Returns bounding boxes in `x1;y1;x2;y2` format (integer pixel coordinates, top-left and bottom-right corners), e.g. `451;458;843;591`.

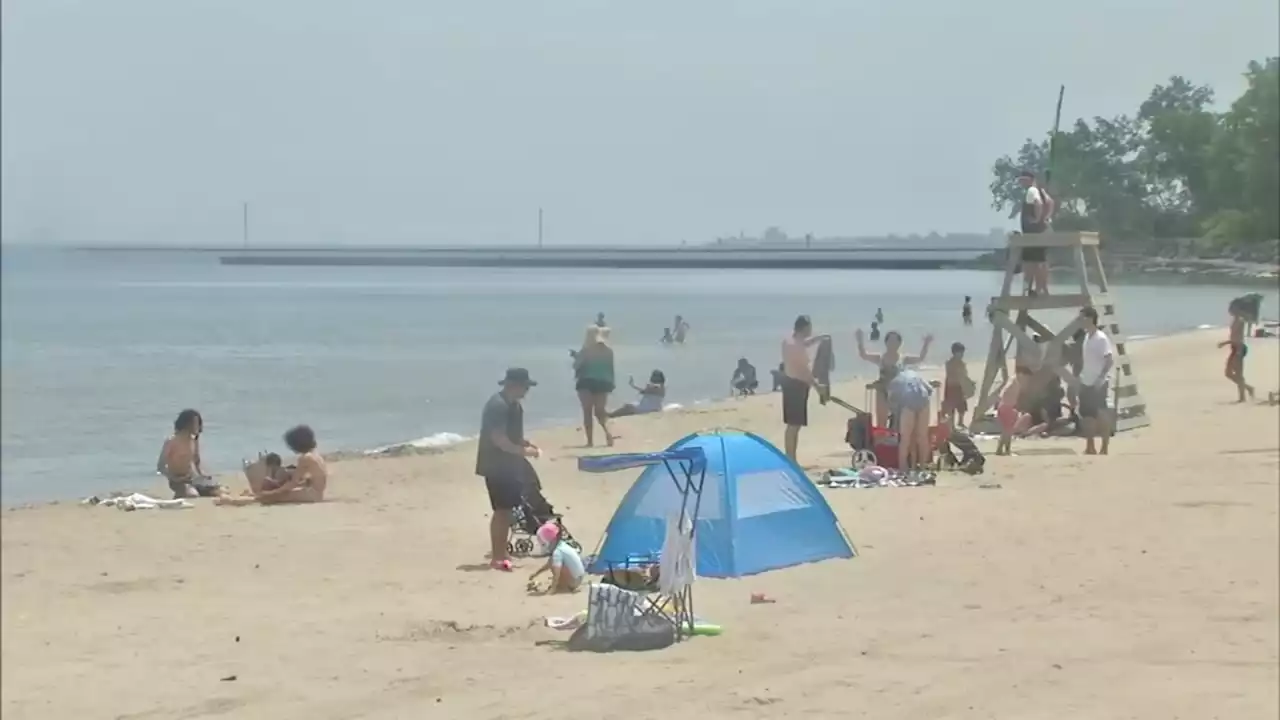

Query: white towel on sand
92;493;192;511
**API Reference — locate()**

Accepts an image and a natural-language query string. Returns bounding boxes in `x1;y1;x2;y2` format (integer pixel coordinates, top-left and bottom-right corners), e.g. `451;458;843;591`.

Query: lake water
1;246;1272;504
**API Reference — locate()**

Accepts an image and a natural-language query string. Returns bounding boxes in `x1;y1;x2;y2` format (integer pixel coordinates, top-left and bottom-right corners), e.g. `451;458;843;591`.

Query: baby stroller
936;426;986;475
507;478;583;557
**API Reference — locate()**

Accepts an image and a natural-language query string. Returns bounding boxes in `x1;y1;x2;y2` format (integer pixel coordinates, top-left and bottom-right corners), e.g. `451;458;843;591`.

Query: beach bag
845;414;873;451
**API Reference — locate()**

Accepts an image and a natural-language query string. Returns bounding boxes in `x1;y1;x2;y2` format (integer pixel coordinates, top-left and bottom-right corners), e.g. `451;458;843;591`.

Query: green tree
1204;58;1279;245
988;115;1150;234
988;57;1279;253
1135;76;1218;236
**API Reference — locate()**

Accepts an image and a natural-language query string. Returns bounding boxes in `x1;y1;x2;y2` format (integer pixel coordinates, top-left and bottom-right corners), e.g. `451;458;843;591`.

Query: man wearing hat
476;368;542;570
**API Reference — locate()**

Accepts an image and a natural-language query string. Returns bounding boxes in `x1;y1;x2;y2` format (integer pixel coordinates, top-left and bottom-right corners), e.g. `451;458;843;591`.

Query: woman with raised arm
855;329;933;428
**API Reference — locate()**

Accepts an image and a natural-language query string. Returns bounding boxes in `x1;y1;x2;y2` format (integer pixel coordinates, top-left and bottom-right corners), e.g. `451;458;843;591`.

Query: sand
2;329;1277;720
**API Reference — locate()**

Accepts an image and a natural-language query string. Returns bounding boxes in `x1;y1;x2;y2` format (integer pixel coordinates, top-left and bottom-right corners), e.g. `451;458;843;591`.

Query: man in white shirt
780;315;830;463
1076;307;1114;454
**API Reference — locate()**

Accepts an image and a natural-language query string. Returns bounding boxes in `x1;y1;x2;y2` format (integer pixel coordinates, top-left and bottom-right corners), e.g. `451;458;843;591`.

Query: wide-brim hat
499;367;537;387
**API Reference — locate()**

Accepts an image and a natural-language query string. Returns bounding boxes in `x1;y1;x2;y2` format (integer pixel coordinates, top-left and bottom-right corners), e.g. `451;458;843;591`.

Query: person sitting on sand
771;362;786;392
996;367;1033;455
609;370;666;418
1020;372;1075;438
261;452;294;491
218;425;328;506
527;521;585;594
156;409;224;499
731;358;759;396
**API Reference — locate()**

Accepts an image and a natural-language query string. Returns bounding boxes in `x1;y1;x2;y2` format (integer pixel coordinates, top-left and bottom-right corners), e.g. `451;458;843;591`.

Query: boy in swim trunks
942;342;974;427
1219;303;1256;403
995;367;1032;456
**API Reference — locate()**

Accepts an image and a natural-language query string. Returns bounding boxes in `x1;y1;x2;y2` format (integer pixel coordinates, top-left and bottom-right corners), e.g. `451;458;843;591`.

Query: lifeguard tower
971;231;1150;432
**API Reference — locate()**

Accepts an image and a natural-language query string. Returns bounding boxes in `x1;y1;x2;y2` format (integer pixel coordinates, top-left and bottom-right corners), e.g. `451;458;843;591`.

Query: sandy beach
2;329;1277;720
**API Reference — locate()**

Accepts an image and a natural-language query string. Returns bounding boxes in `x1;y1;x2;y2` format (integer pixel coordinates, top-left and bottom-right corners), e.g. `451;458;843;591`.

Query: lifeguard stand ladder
971;231;1151;432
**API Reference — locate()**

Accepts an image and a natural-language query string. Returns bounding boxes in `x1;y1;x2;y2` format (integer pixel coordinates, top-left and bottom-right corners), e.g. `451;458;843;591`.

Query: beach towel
658;514;695;596
813;336;835;404
84;493;193;510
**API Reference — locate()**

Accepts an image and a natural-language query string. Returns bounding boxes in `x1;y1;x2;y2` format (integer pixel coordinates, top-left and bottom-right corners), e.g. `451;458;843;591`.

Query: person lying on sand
217;425;328;506
527;522;585;594
156;409;226;499
609;371;666;418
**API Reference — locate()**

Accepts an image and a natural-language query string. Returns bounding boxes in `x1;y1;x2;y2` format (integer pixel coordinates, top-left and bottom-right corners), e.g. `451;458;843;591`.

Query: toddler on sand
528;522;585;594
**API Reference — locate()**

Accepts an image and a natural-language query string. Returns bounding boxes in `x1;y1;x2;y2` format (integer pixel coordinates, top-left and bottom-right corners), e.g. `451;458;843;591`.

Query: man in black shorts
780;315;830;463
1016;170;1053;296
1076;307;1115;455
476;368;542;570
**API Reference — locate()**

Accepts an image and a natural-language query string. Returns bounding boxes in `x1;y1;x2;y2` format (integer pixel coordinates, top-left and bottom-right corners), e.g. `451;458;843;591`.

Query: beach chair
593;516;697;644
567;582;676;652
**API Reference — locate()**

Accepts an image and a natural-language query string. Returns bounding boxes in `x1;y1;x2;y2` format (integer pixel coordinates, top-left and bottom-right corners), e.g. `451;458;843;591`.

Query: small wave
662;402;684;411
1196;324;1215;329
1128;334;1156;342
362;432;470;457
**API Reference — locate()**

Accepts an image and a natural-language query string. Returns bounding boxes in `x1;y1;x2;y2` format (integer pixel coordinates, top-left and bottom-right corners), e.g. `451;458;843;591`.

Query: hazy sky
2;1;1277;246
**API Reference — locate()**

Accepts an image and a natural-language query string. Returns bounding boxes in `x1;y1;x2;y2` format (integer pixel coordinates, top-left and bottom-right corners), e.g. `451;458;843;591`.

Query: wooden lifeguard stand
971;231;1150;432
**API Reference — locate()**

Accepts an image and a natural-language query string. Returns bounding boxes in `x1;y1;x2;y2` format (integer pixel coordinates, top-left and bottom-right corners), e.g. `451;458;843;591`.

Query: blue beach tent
578;430;856;578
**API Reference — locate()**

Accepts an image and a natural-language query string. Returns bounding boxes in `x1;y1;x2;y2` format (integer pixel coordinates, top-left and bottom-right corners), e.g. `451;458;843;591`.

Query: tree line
988;58;1278;256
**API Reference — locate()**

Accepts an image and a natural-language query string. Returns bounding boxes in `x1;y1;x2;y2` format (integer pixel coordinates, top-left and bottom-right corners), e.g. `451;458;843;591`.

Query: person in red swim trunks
995;367;1033;456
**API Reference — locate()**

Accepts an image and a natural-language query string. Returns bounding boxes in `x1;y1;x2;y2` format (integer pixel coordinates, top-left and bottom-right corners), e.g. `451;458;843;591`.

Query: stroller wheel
513;538;535;556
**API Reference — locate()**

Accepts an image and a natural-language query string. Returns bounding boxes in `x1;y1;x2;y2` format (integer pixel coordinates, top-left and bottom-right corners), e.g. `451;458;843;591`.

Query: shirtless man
156;409;222;499
780;315;831;462
1219;304;1256;403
